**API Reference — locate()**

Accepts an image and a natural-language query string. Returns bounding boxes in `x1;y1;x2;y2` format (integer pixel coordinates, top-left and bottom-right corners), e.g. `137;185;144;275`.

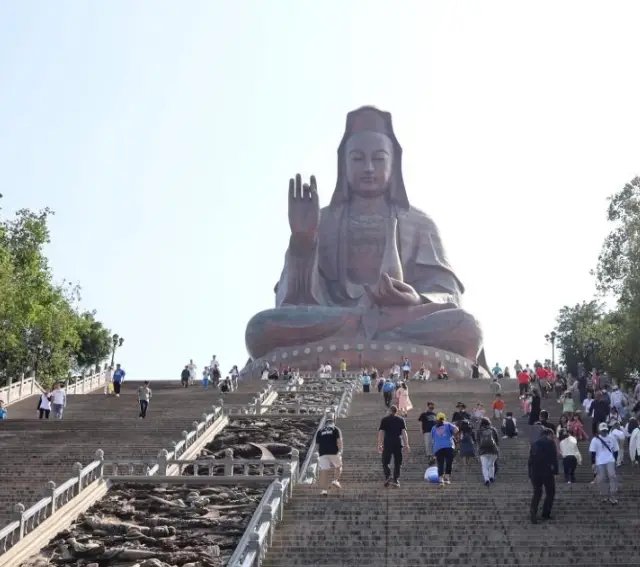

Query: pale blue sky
2;1;639;378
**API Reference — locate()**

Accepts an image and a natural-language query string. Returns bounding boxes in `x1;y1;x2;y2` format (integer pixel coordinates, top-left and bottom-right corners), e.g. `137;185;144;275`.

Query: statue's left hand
365;273;422;307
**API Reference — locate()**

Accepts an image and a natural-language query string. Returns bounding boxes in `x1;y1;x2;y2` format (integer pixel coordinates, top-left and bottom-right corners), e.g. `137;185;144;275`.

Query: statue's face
346;132;393;198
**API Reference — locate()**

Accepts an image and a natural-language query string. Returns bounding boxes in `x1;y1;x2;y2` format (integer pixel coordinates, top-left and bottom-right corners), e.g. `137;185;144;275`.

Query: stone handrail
102;449;300;478
0;376;42;406
0;454;104;553
336;381;357;417
65;368;110;395
227;470;296;567
297;411;332;484
147;404;225;475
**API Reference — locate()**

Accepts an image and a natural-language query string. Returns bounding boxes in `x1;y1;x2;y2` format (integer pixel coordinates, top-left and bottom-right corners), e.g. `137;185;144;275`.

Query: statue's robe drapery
244;204;482;361
275;204;463;308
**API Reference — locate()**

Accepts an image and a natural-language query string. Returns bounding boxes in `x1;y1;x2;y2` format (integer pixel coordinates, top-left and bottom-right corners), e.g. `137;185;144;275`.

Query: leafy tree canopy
0;198;116;389
555;177;640;384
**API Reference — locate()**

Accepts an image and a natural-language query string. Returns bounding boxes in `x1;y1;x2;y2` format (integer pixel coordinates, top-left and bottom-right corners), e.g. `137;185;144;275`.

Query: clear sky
1;1;639;379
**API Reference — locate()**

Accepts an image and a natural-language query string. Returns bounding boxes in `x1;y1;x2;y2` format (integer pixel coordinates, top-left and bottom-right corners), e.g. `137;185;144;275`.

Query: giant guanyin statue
244;106;486;377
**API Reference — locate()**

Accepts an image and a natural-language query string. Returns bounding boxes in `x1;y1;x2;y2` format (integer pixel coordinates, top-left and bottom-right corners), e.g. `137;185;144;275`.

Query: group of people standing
179;356;239;392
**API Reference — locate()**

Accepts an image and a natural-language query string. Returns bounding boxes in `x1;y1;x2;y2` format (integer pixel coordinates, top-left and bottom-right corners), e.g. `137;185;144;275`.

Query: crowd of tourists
323;358;640;525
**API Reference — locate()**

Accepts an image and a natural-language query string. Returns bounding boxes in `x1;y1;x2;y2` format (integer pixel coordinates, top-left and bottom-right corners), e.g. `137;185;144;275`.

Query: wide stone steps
263;378;640;567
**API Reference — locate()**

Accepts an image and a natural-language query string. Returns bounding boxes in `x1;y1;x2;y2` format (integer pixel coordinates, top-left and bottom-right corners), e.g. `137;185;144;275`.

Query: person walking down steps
378;405;410;487
528;428;558;524
112;364;126;397
37;389;52;419
181;365;190;388
316;416;343;495
138;381;152;419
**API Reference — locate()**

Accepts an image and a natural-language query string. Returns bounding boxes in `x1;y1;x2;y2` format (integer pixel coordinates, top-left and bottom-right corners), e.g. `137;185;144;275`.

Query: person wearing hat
528;427;558;523
431;413;458;485
588;421;619;504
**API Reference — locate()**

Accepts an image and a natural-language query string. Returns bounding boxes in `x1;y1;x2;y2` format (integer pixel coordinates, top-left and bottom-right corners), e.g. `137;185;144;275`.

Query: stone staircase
0;380;238;527
263;378;640;567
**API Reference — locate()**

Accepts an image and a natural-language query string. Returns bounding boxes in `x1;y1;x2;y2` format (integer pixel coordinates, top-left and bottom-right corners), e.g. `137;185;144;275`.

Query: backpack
479;428;496;450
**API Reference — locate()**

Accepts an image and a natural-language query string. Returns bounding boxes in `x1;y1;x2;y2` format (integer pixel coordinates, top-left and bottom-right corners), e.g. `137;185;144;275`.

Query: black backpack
479;427;496;450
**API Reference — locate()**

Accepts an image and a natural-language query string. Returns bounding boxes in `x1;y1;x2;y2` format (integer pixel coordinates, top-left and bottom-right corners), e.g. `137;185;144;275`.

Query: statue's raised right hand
288;174;320;239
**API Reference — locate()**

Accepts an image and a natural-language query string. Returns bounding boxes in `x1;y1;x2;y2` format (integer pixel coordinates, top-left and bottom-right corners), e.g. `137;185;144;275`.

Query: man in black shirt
377;406;410;487
528;428;558;524
316;417;343;496
418;402;437;457
180;366;190;388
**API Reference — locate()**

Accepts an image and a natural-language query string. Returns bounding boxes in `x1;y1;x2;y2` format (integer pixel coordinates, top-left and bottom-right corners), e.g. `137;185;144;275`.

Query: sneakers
484;481;490;487
384;478;391;488
392;479;400;488
331;479;341;488
321;490;328;496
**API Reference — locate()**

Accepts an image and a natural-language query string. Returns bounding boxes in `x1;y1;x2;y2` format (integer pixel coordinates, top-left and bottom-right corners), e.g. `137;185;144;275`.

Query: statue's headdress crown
345;106;392;137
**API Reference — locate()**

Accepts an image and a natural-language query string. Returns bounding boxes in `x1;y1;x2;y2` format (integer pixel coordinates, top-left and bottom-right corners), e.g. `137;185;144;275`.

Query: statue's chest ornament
347;215;387;257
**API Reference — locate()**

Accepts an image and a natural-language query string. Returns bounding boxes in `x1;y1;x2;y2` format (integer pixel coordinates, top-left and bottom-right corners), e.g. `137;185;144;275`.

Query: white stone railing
227;471;297;567
101;449;300;479
0;456;104;553
0;376;42;406
0;367;110;407
65;368;110;395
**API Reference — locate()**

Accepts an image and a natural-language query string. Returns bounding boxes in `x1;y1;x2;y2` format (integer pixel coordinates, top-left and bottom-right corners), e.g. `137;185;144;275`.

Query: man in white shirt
188;359;197;386
589;422;619;504
51;383;67;419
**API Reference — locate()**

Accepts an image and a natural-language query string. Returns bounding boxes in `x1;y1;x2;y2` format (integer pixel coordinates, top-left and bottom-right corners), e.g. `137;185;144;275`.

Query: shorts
318;454;342;470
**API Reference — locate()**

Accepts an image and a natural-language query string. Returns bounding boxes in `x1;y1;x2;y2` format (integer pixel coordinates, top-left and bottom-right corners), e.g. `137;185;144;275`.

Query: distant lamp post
583;338;600;371
544;331;557;370
110;334;124;368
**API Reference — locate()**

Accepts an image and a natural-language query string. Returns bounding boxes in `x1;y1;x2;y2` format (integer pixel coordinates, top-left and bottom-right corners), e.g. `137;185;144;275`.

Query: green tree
73;311;112;370
0;199;116;388
555;300;604;375
588;175;640;382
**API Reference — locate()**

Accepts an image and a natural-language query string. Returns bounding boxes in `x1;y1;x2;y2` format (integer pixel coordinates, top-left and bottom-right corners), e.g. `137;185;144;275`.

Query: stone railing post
181;430;189;450
18;374;25;400
73;462;83;495
192;421;200;438
13;503;25;540
272;480;284;519
255;398;262;415
46;481;57;515
296;400;302;414
261;506;274;547
290;449;300;482
224;448;234;476
248;531;261;557
95;449;105;479
282;462;294;496
157;449;169;475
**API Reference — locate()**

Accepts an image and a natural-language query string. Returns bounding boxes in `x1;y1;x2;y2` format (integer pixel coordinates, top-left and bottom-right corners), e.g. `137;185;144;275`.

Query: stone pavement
0;380;246;527
263;378;640;567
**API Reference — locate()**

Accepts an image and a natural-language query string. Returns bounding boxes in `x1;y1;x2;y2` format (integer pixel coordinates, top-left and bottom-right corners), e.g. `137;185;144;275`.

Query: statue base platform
241;339;483;380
